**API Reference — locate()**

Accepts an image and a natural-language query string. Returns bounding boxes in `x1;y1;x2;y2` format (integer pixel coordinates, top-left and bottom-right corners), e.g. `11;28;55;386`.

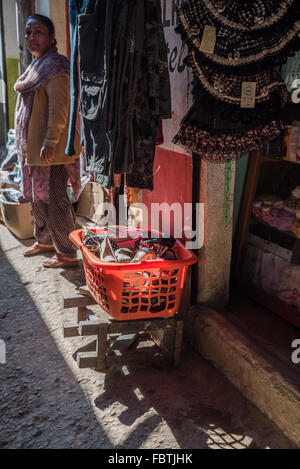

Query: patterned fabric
178;79;285;131
173;1;291;161
187;50;288;107
20;158;80;204
176;0;300;72
173;120;287;161
202;0;293;31
31;165;77;258
14;47;70;163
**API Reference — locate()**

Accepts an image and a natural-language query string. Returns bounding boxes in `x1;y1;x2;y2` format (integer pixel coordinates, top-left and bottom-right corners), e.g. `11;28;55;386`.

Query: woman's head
25;14;57;59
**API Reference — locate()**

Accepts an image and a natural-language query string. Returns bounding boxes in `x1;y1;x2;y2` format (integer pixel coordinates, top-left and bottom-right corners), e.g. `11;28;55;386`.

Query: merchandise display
292;213;300;238
284;186;300;212
70;227;197;321
172;0;300;160
81;227;178;264
241;238;300;310
67;0;171;190
239;155;300;319
251;191;299;232
176;0;300;72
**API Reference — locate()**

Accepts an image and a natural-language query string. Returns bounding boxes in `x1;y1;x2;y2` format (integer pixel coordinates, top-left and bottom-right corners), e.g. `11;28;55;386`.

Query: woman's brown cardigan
26;74;81;166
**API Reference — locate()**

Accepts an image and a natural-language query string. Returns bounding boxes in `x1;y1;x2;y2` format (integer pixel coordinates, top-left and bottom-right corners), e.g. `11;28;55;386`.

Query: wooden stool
63;286;184;372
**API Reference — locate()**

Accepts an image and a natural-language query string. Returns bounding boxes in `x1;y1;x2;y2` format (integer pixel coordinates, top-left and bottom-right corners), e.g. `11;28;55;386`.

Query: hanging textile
65;0;89;156
173;0;300;161
69;0;171;189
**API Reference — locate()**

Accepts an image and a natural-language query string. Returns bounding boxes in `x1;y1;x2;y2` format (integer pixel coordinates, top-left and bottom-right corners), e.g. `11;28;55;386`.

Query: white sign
160;0;192;155
291;339;300;364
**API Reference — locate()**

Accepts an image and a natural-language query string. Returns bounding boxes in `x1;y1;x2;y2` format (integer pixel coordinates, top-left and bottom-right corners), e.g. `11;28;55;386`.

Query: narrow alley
0;224;294;449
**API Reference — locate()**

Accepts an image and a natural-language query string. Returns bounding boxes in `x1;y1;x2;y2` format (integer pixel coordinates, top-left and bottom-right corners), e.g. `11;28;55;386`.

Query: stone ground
0;223;295;449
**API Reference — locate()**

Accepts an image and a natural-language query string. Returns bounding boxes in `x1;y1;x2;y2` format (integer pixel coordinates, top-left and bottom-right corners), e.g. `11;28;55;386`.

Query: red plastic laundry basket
70;226;197;321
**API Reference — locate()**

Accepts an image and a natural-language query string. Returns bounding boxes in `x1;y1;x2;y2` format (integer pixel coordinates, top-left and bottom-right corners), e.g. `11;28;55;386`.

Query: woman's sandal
43;255;79;268
24;242;55;257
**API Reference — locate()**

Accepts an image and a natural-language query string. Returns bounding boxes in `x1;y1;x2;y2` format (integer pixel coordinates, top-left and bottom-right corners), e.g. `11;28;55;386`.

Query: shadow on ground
0;243;112;449
0;231;295;449
94;345;294;449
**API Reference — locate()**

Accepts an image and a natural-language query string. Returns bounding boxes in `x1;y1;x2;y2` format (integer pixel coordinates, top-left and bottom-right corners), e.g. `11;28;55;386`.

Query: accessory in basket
130;247;157;263
135;236;177;260
114;248;136;263
69;227;198;321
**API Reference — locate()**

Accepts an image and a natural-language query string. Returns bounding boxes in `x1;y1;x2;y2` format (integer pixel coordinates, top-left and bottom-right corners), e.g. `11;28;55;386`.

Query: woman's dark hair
26;14;57;46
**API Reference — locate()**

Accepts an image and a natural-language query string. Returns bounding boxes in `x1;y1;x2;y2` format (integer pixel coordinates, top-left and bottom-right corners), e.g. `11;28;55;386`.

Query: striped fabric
31;165;77;258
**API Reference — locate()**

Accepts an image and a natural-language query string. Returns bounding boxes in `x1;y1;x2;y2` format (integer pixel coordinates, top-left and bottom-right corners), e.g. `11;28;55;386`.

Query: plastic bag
1;129;18;171
0;187;26;204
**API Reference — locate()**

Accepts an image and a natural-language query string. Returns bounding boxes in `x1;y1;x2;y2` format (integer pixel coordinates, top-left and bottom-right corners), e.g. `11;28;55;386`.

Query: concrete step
186;295;300;447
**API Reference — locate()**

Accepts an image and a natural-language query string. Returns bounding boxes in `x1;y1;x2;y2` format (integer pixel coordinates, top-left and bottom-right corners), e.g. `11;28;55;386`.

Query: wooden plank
63;324;80;337
96;323;109;370
77;351;97;368
63;295;97;309
107;348;170;367
231;150;262;279
79;286;92;297
77;307;87;322
173;320;184;366
79;320;102;336
150;327;175;356
108;318;174;334
149;330;164;348
178;267;191;322
110;333;137;355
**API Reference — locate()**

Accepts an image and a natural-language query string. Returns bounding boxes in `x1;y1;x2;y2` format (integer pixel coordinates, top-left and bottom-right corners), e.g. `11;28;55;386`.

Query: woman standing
14;14;81;268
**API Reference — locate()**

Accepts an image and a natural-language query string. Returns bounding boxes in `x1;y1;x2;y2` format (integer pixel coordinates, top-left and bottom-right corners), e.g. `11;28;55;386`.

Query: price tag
241;82;257;108
200;26;216;55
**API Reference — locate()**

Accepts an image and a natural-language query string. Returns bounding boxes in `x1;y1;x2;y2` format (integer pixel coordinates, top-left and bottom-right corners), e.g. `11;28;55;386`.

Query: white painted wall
35;0;50;17
160;0;192;155
49;0;67;56
35;0;67;56
2;0;18;59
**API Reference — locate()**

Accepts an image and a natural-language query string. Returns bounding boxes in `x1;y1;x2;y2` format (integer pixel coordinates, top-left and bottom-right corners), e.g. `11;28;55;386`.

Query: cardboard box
0;199;34;239
76;181;110;225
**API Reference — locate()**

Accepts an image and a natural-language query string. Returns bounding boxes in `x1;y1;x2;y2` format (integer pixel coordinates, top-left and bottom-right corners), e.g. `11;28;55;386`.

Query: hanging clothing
187;52;289;119
76;0;171;189
176;0;300;73
173;1;294;160
31;166;77;258
78;0;115;187
65;0;89;156
174;119;287;162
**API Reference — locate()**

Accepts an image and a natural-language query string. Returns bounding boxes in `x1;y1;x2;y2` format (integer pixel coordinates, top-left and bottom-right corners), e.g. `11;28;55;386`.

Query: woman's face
25;19;54;59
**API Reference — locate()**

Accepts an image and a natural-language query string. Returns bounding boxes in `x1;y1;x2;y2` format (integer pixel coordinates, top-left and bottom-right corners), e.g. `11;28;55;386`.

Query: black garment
66;0;89;156
188;79;286;131
176;0;300;74
77;0;171;190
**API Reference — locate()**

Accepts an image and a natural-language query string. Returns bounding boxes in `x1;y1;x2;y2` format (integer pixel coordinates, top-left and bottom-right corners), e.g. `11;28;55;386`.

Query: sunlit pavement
0;223;294;449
